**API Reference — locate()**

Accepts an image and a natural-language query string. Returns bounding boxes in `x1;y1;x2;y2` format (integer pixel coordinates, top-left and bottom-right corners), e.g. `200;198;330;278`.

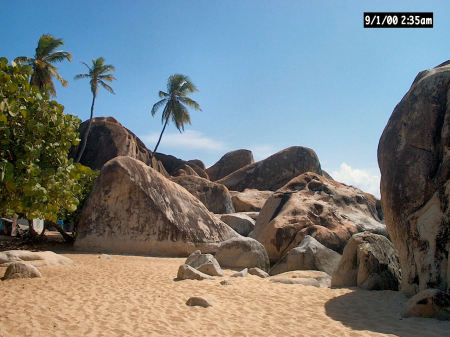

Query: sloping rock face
72;117;167;175
75;156;237;256
331;232;401;290
251;172;385;263
154;152;208;179
171;175;234;214
206;149;254;181
230;189;273;212
269;236;342;276
217;146;322;192
378;61;450;295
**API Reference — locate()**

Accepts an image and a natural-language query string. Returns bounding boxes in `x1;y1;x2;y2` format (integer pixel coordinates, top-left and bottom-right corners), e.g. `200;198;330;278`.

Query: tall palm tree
74;57;116;163
15;34;72;96
151;74;201;153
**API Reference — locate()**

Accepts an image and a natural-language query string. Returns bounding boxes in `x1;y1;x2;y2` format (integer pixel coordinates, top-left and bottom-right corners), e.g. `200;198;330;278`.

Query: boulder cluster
71;61;449;319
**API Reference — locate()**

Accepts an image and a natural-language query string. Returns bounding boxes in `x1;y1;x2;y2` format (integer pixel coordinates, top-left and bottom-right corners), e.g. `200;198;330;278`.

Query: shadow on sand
324;288;450;337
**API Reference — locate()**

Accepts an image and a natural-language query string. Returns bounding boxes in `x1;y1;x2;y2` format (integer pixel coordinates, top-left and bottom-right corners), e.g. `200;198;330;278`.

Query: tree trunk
28;219;39;237
75;94;96;163
153;117;170;153
47;222;74;243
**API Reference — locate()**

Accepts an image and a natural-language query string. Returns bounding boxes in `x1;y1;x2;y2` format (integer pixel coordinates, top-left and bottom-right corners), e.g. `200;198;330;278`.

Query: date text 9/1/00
364;12;433;28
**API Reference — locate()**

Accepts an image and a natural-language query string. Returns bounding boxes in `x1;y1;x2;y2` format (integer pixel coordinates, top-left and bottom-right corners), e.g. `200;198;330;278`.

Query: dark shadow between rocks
325;289;450;337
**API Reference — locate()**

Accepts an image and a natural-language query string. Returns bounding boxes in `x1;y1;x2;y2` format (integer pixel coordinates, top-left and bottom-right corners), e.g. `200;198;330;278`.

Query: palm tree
15;34;72;96
151;74;201;153
74;57;116;163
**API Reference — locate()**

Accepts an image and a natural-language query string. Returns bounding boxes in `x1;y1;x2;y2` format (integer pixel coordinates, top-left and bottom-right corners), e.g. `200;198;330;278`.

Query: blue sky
1;1;449;197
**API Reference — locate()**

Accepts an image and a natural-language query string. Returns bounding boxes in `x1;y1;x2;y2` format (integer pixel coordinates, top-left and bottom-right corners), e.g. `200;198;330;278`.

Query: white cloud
142;130;227;152
250;145;277;162
330;162;380;198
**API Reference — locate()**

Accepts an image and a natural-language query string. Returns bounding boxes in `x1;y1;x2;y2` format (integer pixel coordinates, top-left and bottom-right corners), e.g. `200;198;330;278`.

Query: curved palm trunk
75;94;96;163
153;117;170;153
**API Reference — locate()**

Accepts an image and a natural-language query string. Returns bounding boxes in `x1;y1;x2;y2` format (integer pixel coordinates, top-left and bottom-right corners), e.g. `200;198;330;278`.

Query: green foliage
151;74;201;152
74;57;116;98
0;57;94;222
59;165;98;225
15;34;72;97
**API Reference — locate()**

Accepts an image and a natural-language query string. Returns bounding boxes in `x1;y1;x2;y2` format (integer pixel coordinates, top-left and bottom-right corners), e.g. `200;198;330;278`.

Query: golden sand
0;254;449;337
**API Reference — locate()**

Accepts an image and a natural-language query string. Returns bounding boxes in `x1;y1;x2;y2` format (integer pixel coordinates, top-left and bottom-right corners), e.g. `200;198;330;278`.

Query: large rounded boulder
331;232;401;291
217;146;322;191
251;172;385;263
378;61;450;295
75;156;237;256
72;117;167;175
230;189;273;212
171;175;235;214
269;235;342;276
206;149;254;181
154;152;209;179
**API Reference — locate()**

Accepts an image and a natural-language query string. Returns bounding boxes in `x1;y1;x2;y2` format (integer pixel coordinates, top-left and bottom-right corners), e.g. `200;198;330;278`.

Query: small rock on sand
186;296;213;308
3;262;42;280
231;268;248;278
248;267;269;278
177;264;215;281
0;250;73;267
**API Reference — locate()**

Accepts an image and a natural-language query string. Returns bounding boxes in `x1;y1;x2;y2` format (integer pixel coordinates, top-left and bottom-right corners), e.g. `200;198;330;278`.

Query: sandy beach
1;253;449;337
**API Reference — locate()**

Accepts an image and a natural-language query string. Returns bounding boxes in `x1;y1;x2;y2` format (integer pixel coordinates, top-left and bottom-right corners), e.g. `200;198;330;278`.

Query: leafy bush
0;57;96;222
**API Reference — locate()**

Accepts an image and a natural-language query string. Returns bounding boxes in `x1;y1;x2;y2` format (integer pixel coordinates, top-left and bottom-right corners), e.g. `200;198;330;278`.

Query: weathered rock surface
322;170;334;181
173;164;200;177
270;270;331;288
197;263;223;277
71;117;167;175
187;159;206;170
185;251;223;277
75;156;237;256
213;237;270;272
271;278;321;287
251;172;386;263
241;212;260;221
218;213;255;237
206;149;254;181
172;175;234;214
378;61;450;295
402;289;450;320
0;250;74;267
230;189;273;212
177;264;215;280
2;262;42;280
248;267;269;278
186;296;213;308
217;146;322;192
154;152;208;179
231;268;248;278
331;232;401;290
269;236;341;276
